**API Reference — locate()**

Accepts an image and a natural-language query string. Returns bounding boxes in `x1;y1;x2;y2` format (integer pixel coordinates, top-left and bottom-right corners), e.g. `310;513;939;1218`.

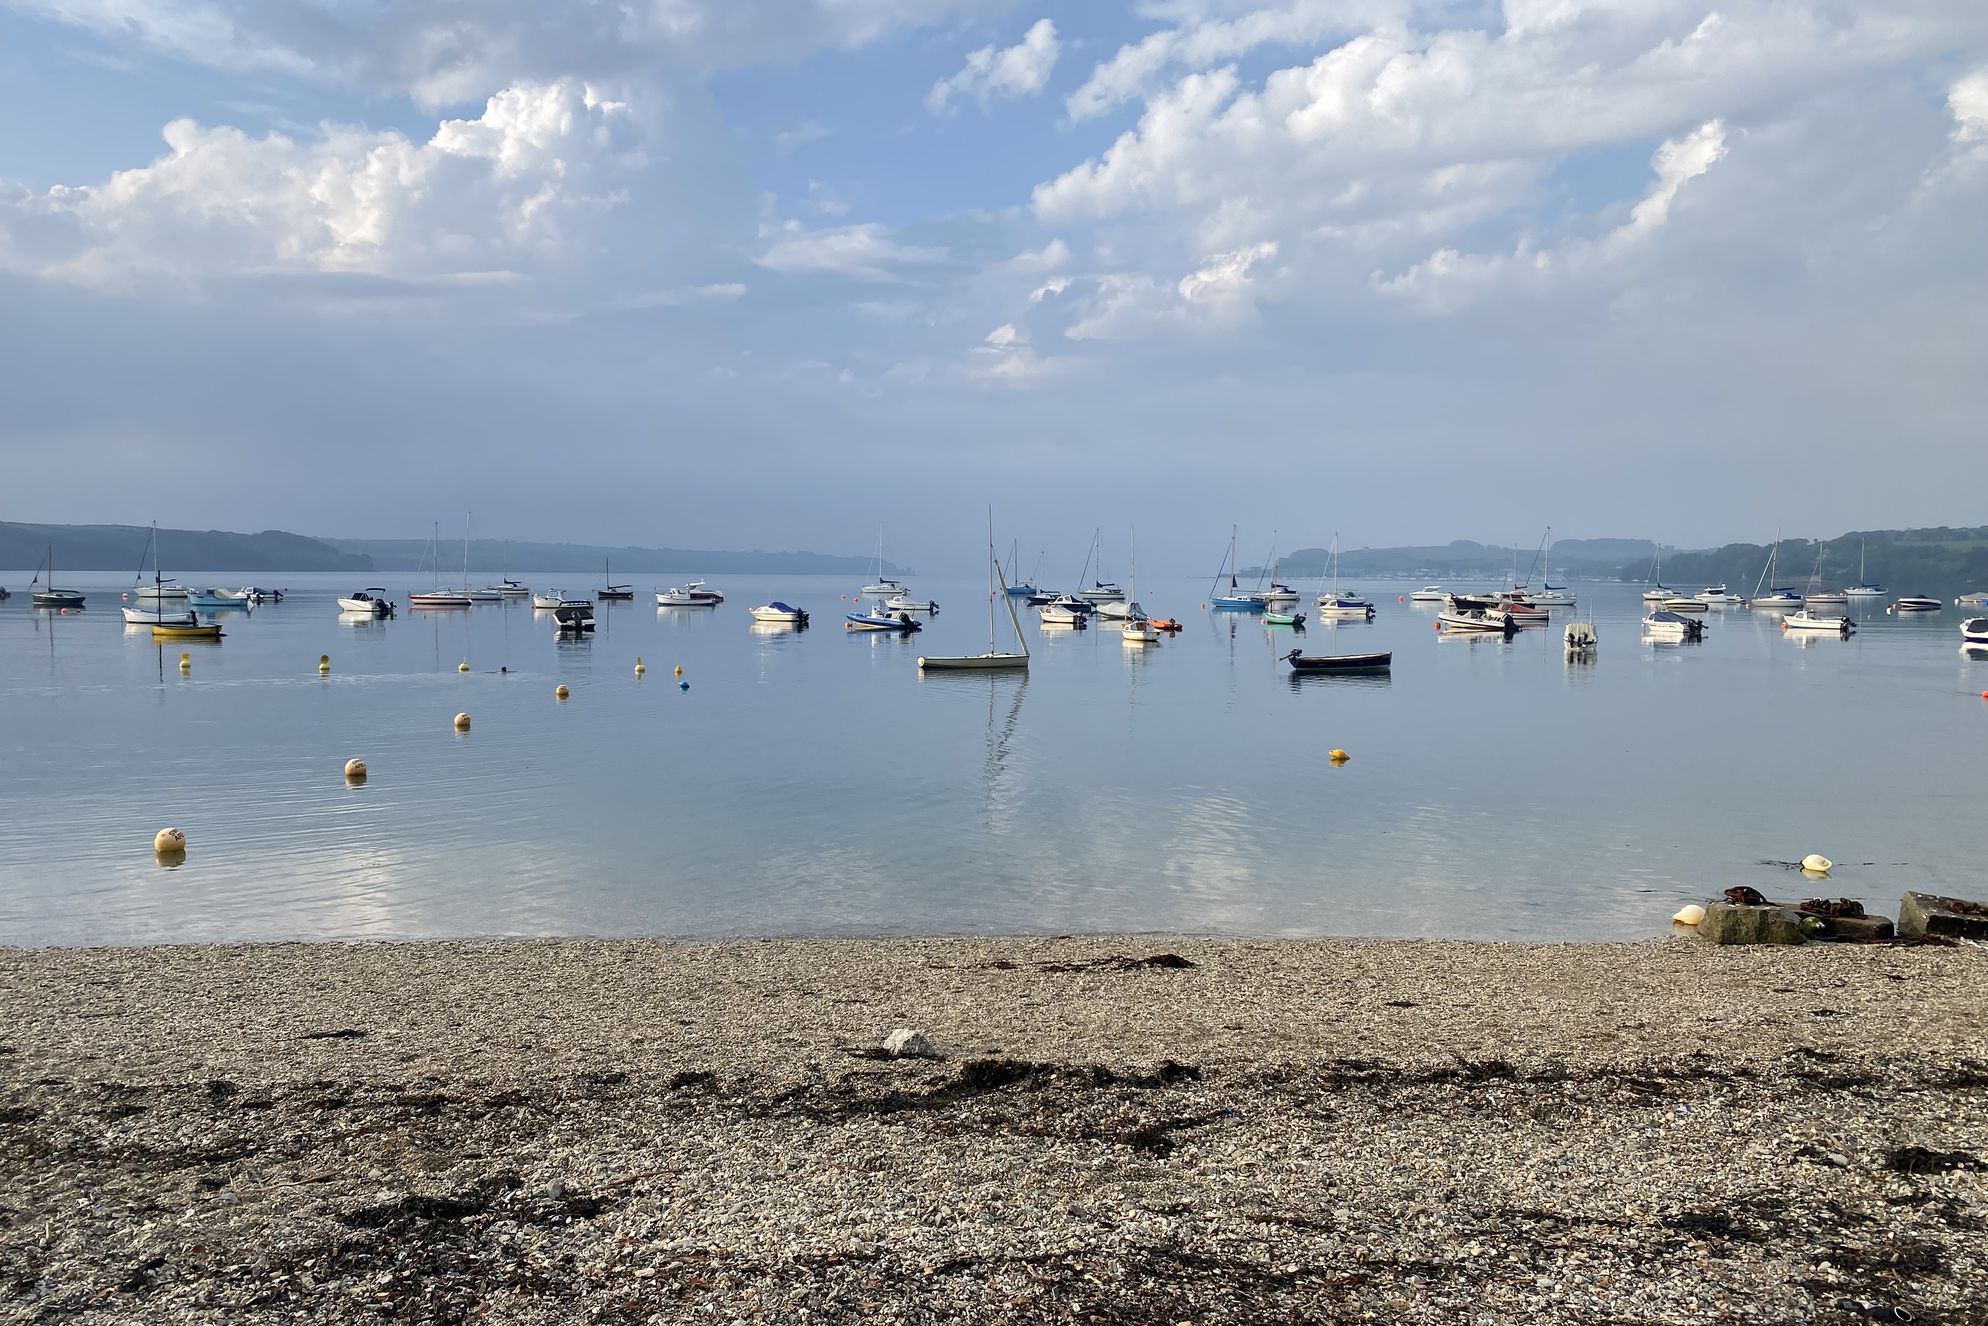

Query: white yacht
1409;586;1447;603
1783;608;1853;634
531;591;564;609
1700;585;1732;604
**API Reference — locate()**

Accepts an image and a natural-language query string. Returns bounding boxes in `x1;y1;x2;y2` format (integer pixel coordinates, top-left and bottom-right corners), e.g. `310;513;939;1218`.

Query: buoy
453;712;471;731
458;660;470;673
179;652;191;673
1981;690;1987;700
679;679;690;690
1672;904;1706;927
153;827;186;855
1328;749;1350;762
674;665;683;677
635;656;647;676
344;758;368;781
318;654;330;675
1801;853;1833;874
555;684;570;700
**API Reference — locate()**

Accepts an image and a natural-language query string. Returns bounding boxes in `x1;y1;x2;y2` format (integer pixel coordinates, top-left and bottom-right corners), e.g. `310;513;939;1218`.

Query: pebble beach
3;935;1985;1324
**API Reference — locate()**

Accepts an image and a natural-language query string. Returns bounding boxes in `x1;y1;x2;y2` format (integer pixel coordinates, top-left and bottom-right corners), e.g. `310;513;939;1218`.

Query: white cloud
612;282;747;310
0;79;646;290
1009;237;1070;271
1064;0;1359;122
753;220;949;282
927;18;1060;115
1064;240;1280;340
1952;66;1988;143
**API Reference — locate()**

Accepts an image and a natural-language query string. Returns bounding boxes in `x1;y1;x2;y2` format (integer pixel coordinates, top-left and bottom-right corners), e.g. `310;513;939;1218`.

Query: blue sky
2;0;1985;575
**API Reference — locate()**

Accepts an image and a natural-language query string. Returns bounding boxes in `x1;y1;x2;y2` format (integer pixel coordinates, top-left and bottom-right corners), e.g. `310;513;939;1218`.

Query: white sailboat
1743;529;1801;610
1845;539;1885;598
1122;528;1158;645
408;522;472;607
1315;534;1375;618
919;515;1030;671
861;526;907;597
122;524;199;625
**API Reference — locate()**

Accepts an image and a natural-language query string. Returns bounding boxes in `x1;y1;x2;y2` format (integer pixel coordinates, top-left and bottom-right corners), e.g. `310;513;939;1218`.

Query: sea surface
3;571;1985;945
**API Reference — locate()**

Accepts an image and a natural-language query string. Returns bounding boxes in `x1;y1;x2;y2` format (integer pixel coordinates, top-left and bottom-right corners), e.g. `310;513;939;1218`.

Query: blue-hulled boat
845;611;921;633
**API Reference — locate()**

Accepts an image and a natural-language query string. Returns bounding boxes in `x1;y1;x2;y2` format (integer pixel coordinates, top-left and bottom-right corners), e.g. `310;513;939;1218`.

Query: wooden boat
1284;648;1391;674
123;604;198;626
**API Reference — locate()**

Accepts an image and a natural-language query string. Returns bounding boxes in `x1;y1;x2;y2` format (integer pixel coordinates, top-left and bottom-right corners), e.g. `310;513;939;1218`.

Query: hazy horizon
2;2;1983;578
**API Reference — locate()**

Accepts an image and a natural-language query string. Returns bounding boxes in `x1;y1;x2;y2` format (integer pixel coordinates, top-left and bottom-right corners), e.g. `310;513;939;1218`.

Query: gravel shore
3;935;1985;1325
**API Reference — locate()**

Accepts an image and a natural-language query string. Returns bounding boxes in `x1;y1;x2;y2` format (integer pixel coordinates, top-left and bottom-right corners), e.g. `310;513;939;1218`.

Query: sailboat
1743;530;1801;610
408;522;472;607
1076;528;1125;603
1121;529;1159;644
122;524;199;625
597;558;633;601
1640;542;1676;602
1004;544;1039;598
1314;534;1375;618
1209;527;1267;610
1800;538;1846;606
29;544;86;609
861;527;907;597
918;515;1028;671
1845;539;1885;598
1521;528;1577;606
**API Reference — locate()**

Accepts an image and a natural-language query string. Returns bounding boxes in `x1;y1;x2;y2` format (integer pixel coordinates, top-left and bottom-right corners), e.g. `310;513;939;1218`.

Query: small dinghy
1263;609;1306;627
123;604;199;626
846;611;921;633
1783;607;1853;634
150;619;224;640
1564;622;1598;654
1284;648;1391;674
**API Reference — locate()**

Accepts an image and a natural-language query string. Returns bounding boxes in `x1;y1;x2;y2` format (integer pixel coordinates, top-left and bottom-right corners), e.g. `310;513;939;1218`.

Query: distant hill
323;538;900;577
1655;529;1988;592
1;522;369;572
1253;539;1660;580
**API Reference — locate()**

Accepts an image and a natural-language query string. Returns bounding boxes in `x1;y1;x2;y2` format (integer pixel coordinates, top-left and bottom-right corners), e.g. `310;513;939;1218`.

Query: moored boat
532;591;564;609
338;589;396;616
921;519;1031;672
552;600;596;633
882;593;939;614
1263;609;1306;627
1699;585;1732;604
1954;592;1988;607
597;558;634;601
1283;648;1391;674
749;602;810;625
1890;595;1941;613
1438;605;1517;634
409;590;472;607
150;618;224;640
1961;618;1988;645
656;585;717;607
1660;596;1710;614
1783;608;1853;634
846;611;921;633
1564;622;1598;653
1642;610;1705;641
123;604;199;626
1038;602;1088;627
1409;586;1446;603
185;588;247;608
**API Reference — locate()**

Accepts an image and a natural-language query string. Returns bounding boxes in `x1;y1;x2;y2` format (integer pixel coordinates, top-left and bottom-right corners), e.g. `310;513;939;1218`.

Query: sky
1;0;1984;577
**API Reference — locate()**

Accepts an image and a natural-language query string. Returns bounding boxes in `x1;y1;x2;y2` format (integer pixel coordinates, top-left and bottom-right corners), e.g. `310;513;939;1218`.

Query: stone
1803;912;1894;943
1898;891;1988;942
882;1028;941;1060
1697;903;1808;946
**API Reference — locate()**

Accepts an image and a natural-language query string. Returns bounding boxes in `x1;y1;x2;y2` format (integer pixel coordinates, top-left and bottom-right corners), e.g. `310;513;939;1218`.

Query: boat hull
150;622;224;639
1285;650;1391;673
918;653;1028;670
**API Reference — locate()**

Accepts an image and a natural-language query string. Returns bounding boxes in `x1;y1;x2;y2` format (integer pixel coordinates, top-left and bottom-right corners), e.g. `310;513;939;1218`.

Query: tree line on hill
1646;529;1988;593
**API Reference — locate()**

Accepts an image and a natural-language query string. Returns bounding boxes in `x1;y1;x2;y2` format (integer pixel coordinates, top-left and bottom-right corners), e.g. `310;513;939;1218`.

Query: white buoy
459;660;470;673
1801;853;1833;874
153;827;186;855
555;684;570;700
344;758;368;780
1672;904;1706;926
635;656;647;677
453;712;471;731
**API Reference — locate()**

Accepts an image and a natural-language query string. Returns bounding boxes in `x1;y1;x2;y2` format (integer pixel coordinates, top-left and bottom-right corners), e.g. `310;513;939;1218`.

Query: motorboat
1564;622;1598;654
338;589;396;617
1961;618;1988;645
882;593;939;614
239;586;285;603
1660;596;1710;614
1438;606;1517;634
1803;590;1847;607
1284;648;1391;674
1039;602;1088;627
498;580;532;598
1642;610;1705;641
1315;596;1375;620
1047;593;1094;616
1640;585;1677;603
1262;582;1301;607
409;590;472;608
749;602;810;625
1954;592;1988;608
1783;608;1853;635
1699;585;1732;604
185;588;247;608
122;604;198;626
531;591;564;609
1525;586;1578;607
465;587;503;603
657;585;718;607
1890;595;1941;613
1409;586;1447;603
846;610;922;633
1263;609;1307;627
684;581;724;604
551;600;596;633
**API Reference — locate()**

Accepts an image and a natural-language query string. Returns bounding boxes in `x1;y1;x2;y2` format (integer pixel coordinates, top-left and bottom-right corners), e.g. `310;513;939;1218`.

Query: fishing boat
1284;648;1390;674
846;610;922;633
551;600;596;634
921;517;1031;672
749;602;810;625
1961;618;1988;645
1208;526;1268;610
1846;540;1885;598
1642;610;1705;641
597;559;633;601
408;522;472;606
338;588;396;617
1410;586;1447;602
1783;607;1853;634
861;527;908;597
1264;609;1306;627
1564;622;1598;654
1890;595;1941;613
1437;604;1517;634
1314;534;1375;618
883;593;939;614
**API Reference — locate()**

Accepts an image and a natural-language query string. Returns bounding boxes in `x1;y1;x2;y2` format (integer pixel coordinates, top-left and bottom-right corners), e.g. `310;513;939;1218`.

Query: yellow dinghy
151;620;225;640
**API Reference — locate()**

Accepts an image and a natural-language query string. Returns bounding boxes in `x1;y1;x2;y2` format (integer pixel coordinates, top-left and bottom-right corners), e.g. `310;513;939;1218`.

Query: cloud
0;80;648;290
927;18;1060;115
1952;66;1988;143
1065;240;1280;340
752;220;949;282
773;120;832;151
611;282;746;310
1064;0;1352;123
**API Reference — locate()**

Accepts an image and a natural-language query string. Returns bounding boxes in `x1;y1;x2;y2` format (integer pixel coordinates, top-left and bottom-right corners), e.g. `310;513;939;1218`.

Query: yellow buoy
674;665;683;678
635;656;647;676
555;684;570;700
153;827;186;855
179;652;191;673
1801;853;1833;874
1672;904;1706;927
458;660;470;673
1328;749;1350;763
318;654;331;675
453;712;471;731
344;758;368;781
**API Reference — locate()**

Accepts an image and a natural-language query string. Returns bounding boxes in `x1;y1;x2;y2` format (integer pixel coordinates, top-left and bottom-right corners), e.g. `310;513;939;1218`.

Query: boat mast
985;511;997;653
1209;526;1235;600
1752;528;1780;600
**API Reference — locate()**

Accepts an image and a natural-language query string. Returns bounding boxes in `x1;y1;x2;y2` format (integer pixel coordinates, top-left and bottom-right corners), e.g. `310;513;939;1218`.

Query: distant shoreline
5;934;1982;1321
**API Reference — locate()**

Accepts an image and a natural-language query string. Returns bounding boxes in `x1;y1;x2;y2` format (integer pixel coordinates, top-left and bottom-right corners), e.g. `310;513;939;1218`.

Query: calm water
3;571;1984;945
